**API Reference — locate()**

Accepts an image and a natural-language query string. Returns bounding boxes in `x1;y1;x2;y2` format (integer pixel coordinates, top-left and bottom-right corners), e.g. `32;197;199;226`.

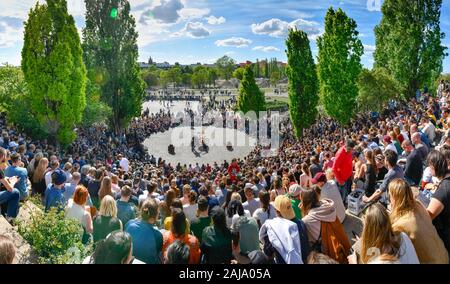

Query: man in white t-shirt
118;154;129;173
382;136;398;154
45;160;60;187
242;184;260;216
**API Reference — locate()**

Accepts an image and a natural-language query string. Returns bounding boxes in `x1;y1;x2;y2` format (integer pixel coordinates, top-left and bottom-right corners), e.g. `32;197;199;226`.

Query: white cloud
251;18;288;38
206;15;226;25
225;51;235;56
140;0;184;24
172;21;210;38
251;18;322;39
364;44;376;54
179;8;210;20
253;46;280;52
367;0;382;12
215;37;252;48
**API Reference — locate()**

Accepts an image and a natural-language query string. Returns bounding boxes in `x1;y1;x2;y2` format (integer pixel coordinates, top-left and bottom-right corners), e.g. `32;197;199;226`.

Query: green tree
233;67;245;81
82;76;113;127
357;68;403;112
141;69;159;88
255;59;261;78
167;67;182;87
192;66;208;88
0;65;48;139
237;65;266;114
264;59;269;78
207;67;218;87
270;71;281;87
285;29;319;139
182;73;192;87
215;55;236;80
317;7;363;126
159;70;170;88
21;0;87;145
83;0;145;133
374;0;447;97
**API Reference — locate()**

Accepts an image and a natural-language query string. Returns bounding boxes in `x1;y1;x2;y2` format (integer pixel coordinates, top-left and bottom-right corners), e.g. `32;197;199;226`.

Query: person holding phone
0;147;21;223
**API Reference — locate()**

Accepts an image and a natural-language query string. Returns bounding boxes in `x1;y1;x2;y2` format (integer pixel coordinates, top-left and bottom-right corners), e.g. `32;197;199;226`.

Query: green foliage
233;67;245;81
357;68;403;112
215;55;236;80
141;69;159;88
270;71;281;87
265;100;289;112
374;0;447;98
237;65;266;114
191;66;209;88
0;65;48;140
286;29;319;139
21;0;87;145
207;68;218;86
317;7;363;126
17;208;92;264
83;0;145;133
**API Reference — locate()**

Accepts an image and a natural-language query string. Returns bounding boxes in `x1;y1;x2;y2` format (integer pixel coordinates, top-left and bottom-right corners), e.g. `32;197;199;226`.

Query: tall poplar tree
22;0;87;145
374;0;447;97
317;7;363;126
237;65;266;114
286;29;319;139
83;0;145;132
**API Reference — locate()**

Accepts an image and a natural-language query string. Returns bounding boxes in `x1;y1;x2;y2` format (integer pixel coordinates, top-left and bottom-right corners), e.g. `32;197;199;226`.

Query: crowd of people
1;80;450;264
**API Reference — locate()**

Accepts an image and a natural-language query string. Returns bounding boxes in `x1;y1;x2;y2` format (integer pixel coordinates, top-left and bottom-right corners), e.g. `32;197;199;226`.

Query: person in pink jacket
332;139;355;204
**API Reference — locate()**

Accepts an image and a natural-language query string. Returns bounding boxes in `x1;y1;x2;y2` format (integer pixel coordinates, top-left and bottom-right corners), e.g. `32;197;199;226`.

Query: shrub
17;208;92;264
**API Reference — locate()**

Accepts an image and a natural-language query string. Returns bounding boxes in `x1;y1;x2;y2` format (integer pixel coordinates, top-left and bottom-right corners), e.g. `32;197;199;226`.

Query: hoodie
259;217;303;264
302;199;337;246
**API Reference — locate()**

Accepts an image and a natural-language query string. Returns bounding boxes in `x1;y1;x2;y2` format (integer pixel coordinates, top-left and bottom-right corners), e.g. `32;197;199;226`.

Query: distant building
238;61;253;68
138;62;151;69
155;62;171;69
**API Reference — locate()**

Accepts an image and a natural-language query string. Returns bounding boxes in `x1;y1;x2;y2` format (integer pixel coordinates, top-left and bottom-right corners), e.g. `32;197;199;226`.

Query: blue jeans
0;188;20;218
337;179;352;206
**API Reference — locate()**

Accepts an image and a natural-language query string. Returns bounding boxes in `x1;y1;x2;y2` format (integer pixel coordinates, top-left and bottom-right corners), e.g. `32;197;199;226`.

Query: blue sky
1;0;449;72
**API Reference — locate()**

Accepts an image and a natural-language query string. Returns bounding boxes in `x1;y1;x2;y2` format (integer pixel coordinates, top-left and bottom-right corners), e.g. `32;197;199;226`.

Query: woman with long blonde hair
93;195;122;243
389;179;448;263
31;157;49;197
98;176;113;201
356;203;419;264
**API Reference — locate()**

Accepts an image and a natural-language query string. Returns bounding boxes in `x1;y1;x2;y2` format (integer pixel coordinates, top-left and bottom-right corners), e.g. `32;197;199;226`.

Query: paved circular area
143;126;257;165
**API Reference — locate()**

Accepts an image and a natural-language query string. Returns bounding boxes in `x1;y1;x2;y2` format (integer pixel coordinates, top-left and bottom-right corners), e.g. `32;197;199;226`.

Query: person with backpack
259;195;304;264
301;187;351;264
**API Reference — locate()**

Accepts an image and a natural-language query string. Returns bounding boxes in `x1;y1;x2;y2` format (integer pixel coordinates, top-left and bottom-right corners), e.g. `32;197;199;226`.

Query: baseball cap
288;183;301;197
52;169;67;186
312;172;327;184
273;195;295;220
383;135;392;144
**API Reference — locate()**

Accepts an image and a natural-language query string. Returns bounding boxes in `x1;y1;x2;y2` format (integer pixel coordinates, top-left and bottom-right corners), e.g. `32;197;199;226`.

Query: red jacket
228;163;240;182
332;146;353;185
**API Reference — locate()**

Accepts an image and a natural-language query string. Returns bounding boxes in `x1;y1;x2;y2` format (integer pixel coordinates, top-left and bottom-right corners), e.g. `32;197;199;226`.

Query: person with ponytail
162;208;201;264
200;207;233;264
253;190;276;227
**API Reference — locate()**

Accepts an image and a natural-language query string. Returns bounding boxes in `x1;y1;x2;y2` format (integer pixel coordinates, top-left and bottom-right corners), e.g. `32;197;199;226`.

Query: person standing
332;139;355;204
